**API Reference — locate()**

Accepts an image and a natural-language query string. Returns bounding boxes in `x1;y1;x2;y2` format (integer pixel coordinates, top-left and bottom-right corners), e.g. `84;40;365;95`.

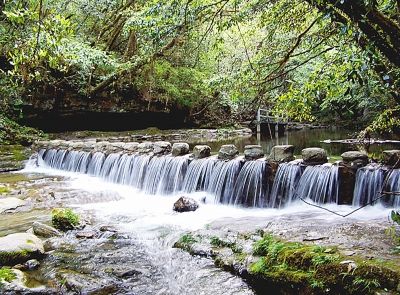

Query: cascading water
353;164;385;207
182;157;216;193
231;160;270;207
206;159;242;205
382;169;400;208
269;159;303;208
295;163;339;204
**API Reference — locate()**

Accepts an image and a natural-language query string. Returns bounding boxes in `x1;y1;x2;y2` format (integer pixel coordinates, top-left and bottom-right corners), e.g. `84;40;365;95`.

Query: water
353;164;385;206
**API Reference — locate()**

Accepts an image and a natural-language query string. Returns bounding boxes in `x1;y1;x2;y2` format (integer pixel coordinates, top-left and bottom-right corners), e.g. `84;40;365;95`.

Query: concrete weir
31;140;400;208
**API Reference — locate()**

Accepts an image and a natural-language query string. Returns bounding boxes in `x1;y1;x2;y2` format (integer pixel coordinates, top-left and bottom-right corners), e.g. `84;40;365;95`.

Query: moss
210;236;242;253
0;249;30;265
0;267;16;285
0;187;10;195
249;234;400;294
173;233;198;251
52;208;80;231
0;173;29;184
0;115;46;145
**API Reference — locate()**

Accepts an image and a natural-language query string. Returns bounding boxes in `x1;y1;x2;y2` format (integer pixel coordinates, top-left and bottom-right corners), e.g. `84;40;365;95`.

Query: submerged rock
173;197;199;212
0;197;25;213
268;145;294;162
218;145;239;160
172;143;190;156
244;145;264;160
32;222;62;238
0;233;44;265
302;147;327;164
193;145;211;159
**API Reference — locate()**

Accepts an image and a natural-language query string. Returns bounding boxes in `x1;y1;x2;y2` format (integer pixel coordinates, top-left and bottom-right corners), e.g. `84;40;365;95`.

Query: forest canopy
0;0;399;134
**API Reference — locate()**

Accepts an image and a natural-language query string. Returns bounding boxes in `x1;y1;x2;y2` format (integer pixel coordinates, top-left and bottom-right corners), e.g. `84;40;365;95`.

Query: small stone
33;222;62;238
172;143;190;156
99;225;118;232
218;145;239;160
24;259;40;270
0;197;26;213
114;269;141;278
302;147;328;164
342;250;356;256
173;197;199;213
193;145;211;159
268;145;295;162
341;151;368;167
75;231;96;239
244;145;264;160
153;141;172;155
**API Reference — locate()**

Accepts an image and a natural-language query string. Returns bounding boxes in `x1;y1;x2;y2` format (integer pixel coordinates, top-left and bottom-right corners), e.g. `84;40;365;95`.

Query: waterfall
269;160;303;208
207;159;242;205
382;169;400;208
353;164;385;207
231;160;269;207
182;157;216;193
295;163;339;204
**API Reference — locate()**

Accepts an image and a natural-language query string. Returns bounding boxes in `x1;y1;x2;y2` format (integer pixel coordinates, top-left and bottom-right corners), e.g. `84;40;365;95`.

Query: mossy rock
0;233;45;265
52;208;80;231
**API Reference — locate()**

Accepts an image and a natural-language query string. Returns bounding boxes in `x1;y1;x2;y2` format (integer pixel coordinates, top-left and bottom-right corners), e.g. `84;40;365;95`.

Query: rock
341;151;368;167
302;147;327;164
137;142;153;154
114;268;141;278
51;208;80;231
0;197;25;213
337;165;356;205
193;145;211;159
382;150;400;166
0;233;45;265
244;145;264;160
342;250;356;256
75;231;96;239
99;225;118;232
172;143;190;156
218;145;239;160
173;197;199;212
24;259;40;270
32;222;62;238
268;145;295;162
153;141;172;155
123;142;139;152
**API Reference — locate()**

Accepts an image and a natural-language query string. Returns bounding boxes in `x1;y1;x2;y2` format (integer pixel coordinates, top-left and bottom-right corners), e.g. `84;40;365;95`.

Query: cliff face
20;85;190;132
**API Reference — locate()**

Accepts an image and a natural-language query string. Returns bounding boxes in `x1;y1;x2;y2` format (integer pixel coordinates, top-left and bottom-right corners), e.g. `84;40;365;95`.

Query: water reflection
191;128;400;156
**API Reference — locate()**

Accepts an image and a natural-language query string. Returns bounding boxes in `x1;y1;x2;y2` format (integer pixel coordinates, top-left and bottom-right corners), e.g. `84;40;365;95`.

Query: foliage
51;208;80;231
0;115;46;145
0;267;16;285
0;0;399;135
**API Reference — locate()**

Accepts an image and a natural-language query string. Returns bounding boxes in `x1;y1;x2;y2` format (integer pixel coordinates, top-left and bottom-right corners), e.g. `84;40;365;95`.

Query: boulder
218;145;239;160
341;151;368;167
193;145;211;159
0;233;45;265
172;143;190;156
32;222;62;238
122;142;139;152
137;142;154;154
173;197;199;212
0;197;25;213
153;141;172;155
382;150;400;167
302;147;327;164
244;145;264;160
268;145;295;162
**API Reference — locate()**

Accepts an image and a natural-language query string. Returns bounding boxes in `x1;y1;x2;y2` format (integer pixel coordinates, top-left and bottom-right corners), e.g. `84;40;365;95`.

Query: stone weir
31;140;400;208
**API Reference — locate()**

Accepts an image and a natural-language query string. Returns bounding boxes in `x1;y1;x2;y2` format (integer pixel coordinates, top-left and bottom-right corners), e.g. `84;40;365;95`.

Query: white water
21;159;396;294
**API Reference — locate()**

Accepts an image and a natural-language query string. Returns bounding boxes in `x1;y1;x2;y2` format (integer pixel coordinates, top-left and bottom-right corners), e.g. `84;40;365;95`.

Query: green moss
0;115;46;145
249;234;400;294
52;208;80;231
210;236;242;253
0;249;30;265
0;267;16;285
0;187;10;194
0;173;29;184
173;233;199;252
